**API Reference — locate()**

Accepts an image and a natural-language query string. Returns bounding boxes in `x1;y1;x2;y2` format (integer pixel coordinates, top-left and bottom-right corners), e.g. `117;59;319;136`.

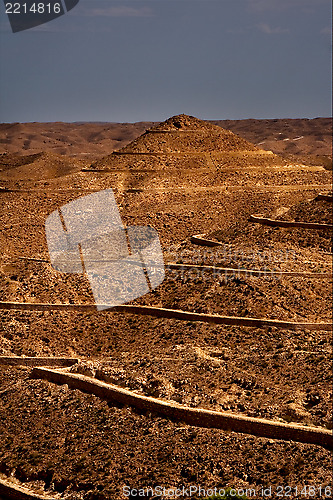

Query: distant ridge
1;118;331;163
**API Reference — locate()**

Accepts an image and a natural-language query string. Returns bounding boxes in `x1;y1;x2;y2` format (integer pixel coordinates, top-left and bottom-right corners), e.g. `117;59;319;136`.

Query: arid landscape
0;115;332;500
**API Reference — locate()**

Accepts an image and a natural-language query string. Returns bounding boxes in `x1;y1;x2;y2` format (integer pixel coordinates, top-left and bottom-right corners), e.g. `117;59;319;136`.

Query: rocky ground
0;115;332;499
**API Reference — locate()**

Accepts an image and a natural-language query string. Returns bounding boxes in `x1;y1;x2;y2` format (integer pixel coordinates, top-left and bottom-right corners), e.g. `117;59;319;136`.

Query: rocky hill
91;114;287;171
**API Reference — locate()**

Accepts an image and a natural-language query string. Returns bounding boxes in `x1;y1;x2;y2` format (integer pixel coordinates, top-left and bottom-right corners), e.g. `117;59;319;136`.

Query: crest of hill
119;114;260;154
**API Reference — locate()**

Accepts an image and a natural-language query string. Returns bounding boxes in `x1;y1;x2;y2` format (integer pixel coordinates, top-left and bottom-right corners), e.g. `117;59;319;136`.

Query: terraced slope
119;114;258;153
91;114;286;171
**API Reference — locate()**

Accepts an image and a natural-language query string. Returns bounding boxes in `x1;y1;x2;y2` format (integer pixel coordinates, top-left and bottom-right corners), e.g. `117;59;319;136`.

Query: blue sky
0;0;331;122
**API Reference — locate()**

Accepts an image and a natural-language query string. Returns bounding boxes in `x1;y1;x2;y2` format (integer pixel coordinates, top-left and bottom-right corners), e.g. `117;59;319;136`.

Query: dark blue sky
0;0;331;122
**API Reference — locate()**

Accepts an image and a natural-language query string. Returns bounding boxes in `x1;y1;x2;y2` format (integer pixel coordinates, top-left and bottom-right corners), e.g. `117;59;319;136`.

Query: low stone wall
191;234;223;247
15;257;331;277
0;357;78;367
31;368;333;450
0;301;331;331
0;478;56;500
249;215;333;231
167;262;331;278
316;193;333;202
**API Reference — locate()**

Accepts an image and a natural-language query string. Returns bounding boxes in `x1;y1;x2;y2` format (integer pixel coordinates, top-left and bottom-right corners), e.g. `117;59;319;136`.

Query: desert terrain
0;115;332;500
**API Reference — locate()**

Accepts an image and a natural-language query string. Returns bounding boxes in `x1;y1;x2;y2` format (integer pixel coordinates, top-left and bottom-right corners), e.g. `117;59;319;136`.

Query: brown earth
0;117;331;167
0;115;332;500
0;122;155;160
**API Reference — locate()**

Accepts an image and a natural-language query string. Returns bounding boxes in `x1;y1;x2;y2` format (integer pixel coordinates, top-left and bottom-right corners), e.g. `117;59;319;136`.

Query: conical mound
92;114;285;171
119;114;259;154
